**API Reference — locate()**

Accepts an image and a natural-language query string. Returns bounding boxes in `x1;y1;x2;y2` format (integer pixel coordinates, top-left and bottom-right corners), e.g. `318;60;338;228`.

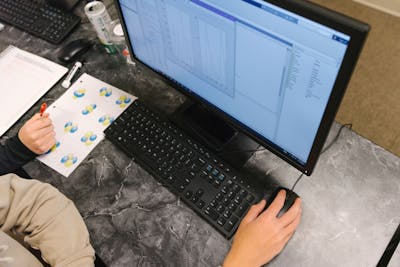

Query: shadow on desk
13;168;32;179
30;251;107;267
95;253;107;267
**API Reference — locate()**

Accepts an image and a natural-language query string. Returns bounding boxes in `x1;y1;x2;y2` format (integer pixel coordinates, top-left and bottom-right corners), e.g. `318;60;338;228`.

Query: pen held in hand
40;103;47;117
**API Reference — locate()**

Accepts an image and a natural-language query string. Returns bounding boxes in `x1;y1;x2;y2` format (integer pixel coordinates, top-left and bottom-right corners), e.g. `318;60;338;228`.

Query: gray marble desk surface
1;2;399;266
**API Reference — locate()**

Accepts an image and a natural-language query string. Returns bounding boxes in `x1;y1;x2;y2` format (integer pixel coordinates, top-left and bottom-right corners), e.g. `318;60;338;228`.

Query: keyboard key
236;203;249;217
222;197;230;205
227;191;235;199
187;151;194;159
221;186;228;194
173;181;186;192
217;173;225;181
226;179;234;187
183;178;191;185
178;184;185;192
239;189;248;198
213;180;221;188
227;203;237;212
185;191;192;199
211;169;219;177
217;217;226;226
195;189;204;197
191;196;199;203
245;194;255;203
204;207;219;221
167;176;175;184
206;164;213;172
196;200;205;209
198;157;206;165
190;163;198;170
224;216;239;232
233;195;243;205
232;184;240;193
222;210;232;219
216;204;224;213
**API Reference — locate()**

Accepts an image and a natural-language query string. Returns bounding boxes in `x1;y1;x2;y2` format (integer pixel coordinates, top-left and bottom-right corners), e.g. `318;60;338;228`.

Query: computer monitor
115;0;369;175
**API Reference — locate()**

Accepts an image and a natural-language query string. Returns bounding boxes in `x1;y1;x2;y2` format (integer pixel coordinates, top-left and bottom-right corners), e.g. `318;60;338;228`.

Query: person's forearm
0;135;37;175
0;174;95;266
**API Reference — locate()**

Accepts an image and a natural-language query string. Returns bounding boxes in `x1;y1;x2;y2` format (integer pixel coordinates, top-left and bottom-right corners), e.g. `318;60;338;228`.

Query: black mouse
265;187;299;218
58;39;92;63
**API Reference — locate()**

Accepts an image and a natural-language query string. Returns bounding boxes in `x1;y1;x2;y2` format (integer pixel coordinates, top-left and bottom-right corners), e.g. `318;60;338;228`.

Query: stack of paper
38;73;137;177
0;46;68;136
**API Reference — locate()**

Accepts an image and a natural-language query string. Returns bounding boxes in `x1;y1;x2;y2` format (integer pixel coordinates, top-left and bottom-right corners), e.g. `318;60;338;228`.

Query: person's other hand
18;113;56;154
223;190;302;267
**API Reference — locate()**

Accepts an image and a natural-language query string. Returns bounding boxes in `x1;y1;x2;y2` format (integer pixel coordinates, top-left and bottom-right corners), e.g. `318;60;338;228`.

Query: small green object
104;43;117;54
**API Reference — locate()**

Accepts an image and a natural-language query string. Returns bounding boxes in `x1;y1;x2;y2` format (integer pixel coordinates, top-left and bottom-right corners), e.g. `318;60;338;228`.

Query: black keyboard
0;0;80;44
105;100;266;238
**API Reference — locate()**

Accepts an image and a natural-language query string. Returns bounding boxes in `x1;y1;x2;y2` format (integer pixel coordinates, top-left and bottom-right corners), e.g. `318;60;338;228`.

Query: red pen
40;103;47;117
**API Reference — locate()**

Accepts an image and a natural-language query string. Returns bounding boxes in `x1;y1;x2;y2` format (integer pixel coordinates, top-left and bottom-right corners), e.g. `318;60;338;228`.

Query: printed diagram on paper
38;73;137;177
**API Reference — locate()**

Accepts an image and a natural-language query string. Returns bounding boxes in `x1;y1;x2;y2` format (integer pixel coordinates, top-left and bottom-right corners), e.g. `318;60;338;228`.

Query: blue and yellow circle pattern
61;154;78;167
98;115;114;126
46;141;60;154
73;88;86;99
116;95;132;108
80;131;97;146
82;104;97;115
64;122;78;133
100;87;112;97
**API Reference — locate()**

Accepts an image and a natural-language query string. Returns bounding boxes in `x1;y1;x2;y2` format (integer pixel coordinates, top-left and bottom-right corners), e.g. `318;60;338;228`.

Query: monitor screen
116;0;368;174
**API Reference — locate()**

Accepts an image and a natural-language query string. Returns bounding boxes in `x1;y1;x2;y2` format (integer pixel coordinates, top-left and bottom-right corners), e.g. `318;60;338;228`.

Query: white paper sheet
38;73;137;177
0;46;68;136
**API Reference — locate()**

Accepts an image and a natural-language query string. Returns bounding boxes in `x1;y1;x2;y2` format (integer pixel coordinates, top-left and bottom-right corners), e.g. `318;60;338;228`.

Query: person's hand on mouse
223;190;302;267
18;113;56;154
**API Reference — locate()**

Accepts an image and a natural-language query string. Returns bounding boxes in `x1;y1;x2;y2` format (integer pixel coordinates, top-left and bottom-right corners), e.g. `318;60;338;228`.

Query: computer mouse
265;187;299;218
58;38;92;63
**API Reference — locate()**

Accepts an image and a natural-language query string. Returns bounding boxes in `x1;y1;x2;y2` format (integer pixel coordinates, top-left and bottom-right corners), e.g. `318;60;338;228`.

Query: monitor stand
170;100;260;168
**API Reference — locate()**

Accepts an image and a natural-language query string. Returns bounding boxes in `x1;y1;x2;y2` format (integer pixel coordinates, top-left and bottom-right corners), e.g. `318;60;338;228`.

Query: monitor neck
169;100;260;168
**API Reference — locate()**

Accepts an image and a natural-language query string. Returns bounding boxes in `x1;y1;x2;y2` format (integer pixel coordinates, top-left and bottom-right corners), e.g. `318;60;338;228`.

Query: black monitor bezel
114;0;369;175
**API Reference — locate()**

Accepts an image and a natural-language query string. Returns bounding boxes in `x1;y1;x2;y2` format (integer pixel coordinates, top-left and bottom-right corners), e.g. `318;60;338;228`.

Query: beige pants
0;231;43;267
0;174;94;267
